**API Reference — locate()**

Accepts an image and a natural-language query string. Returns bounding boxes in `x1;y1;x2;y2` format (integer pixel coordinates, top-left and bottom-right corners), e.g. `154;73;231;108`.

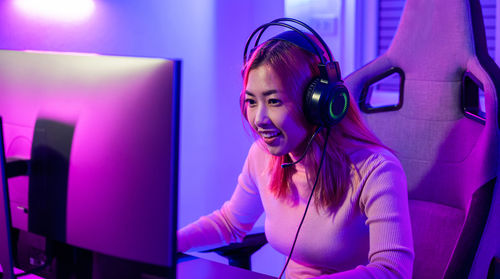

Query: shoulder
347;145;403;176
244;141;272;174
247;141;270;162
346;146;407;204
237;141;273;193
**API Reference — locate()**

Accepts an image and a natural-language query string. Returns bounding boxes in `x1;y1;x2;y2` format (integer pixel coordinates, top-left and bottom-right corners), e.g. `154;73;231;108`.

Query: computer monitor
0;50;180;278
0;117;15;279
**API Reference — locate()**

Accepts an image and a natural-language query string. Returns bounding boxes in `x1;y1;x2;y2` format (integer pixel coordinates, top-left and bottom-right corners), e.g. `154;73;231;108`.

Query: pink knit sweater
178;143;414;278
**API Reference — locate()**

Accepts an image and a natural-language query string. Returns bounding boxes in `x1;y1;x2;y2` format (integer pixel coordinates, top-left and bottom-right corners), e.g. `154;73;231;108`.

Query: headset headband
243;18;334;64
243;17;349;128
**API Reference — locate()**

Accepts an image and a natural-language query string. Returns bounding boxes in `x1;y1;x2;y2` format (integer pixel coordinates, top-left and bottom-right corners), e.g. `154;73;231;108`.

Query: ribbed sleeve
312;152;414;279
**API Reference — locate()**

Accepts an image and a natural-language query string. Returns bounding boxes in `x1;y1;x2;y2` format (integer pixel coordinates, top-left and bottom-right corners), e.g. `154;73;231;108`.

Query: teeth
261;131;279;138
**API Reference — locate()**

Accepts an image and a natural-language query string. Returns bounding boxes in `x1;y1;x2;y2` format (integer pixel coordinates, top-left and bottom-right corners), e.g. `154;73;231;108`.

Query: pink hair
240;38;388;212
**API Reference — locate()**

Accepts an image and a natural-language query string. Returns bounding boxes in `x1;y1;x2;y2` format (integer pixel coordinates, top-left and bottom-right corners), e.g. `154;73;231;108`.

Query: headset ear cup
304;78;322;126
325;83;349;126
303;79;349;127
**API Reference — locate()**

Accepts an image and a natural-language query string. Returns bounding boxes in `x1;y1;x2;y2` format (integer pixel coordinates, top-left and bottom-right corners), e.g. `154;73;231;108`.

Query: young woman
178;26;414;279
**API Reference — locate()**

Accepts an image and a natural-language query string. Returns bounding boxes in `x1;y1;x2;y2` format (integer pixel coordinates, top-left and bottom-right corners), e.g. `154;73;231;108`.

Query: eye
268;98;282;106
245;98;256;107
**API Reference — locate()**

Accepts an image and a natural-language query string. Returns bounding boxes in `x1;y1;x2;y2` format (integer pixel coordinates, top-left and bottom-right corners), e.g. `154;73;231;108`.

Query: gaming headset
243;18;350;128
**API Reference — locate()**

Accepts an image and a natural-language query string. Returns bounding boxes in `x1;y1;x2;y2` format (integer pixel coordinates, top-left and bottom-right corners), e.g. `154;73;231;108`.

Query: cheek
276;114;292;129
283;115;309;142
290;108;310;131
245;109;257;129
286;121;305;137
279;108;305;131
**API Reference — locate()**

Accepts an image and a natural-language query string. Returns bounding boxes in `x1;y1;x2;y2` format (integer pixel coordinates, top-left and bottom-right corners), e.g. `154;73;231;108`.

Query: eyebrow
245;90;278;97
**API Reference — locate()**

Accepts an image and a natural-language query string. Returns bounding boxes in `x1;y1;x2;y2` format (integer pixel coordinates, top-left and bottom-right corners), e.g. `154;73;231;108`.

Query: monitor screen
0;50;180;276
0;118;15;278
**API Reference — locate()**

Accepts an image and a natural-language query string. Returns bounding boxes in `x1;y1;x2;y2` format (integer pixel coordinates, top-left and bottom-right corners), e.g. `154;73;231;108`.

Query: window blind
378;0;496;59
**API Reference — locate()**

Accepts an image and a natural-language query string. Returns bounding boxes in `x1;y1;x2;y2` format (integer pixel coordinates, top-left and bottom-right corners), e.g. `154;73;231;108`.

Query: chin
266;146;288;157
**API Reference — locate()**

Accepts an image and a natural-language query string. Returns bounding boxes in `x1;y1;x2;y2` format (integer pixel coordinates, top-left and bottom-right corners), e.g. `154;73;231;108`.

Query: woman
178;26;414;278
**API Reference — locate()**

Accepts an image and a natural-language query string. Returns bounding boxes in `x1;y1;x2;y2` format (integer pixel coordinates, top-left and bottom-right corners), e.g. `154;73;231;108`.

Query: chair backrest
345;0;500;278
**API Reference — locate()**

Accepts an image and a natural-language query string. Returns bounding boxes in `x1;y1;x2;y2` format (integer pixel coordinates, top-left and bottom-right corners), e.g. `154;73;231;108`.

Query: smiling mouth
260;131;281;145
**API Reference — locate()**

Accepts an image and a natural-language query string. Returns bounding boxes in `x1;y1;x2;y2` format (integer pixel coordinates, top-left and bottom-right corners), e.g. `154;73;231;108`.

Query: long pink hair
240;38;388;213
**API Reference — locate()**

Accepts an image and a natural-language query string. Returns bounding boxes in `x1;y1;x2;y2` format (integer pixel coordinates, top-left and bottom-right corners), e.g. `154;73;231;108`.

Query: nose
254;104;270;127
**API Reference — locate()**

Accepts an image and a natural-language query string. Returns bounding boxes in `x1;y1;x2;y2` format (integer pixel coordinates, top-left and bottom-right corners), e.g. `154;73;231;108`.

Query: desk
2;257;275;279
178;257;276;279
2;256;275;279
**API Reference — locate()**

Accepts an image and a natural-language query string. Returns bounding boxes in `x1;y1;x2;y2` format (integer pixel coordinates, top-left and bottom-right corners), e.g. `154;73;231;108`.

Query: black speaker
243;18;349;127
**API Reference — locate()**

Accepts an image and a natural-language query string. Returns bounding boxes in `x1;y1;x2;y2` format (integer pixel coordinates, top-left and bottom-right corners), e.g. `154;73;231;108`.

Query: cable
281;127;322;168
278;128;331;279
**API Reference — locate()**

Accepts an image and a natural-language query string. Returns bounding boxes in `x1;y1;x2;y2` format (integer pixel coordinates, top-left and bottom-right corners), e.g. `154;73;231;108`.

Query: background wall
0;0;285;276
0;0;280;226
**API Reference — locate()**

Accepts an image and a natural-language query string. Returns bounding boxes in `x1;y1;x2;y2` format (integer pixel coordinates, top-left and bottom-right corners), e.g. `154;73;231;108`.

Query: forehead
246;65;283;93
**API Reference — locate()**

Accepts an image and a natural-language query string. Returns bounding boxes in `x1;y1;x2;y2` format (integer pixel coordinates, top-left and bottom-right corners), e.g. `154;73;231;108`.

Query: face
244;65;308;157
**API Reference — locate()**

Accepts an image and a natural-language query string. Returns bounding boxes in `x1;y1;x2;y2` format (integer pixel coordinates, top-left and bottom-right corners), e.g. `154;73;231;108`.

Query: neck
285;127;324;168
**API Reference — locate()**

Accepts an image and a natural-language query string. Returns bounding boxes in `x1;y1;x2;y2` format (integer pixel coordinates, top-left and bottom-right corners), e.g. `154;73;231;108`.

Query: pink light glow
23;50;100;56
14;0;95;22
